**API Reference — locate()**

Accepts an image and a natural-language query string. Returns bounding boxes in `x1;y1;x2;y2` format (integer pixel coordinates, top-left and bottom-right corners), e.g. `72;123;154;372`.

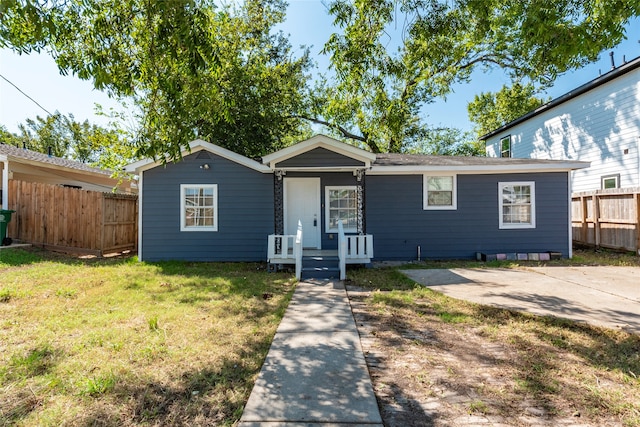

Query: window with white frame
498;182;535;229
325;186;357;233
601;174;619;189
423;175;457;210
500;136;511;158
180;184;218;231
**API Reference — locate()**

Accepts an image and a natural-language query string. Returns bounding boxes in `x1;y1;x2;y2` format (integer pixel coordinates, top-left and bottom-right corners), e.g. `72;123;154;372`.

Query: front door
284;177;321;249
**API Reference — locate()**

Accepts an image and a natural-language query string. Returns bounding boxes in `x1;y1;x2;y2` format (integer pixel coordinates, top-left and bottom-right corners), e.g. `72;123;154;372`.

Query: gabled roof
261;134;376;169
125;135;588;176
125;139;271;173
0;143;111;177
480;54;640;141
370;153;589;174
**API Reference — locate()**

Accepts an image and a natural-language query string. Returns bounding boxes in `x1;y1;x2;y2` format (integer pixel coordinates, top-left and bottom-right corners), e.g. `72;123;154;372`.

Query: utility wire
0;72;53;116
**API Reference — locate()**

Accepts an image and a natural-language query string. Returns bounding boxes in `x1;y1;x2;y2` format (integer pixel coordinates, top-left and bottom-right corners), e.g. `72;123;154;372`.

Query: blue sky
1;1;639;136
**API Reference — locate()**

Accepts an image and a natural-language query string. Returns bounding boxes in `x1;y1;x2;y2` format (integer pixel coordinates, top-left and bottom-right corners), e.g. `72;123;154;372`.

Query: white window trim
325;185;358;233
423;174;457;210
498;181;536;229
500;135;511;158
180;184;218;232
601;174;619;189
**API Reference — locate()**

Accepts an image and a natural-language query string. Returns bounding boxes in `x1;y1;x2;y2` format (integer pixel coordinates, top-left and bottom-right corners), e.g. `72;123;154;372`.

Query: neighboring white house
481;55;640;193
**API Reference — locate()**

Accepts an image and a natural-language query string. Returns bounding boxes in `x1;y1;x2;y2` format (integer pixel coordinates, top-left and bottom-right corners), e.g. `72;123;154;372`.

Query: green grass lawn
2;247;638;426
346;253;640;426
0;248;295;426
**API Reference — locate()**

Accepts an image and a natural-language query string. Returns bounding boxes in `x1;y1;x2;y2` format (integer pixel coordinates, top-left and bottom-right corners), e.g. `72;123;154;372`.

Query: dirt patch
347;286;639;426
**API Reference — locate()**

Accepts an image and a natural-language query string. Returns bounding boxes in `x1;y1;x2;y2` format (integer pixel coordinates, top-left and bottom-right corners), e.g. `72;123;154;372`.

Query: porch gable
262;134;375;171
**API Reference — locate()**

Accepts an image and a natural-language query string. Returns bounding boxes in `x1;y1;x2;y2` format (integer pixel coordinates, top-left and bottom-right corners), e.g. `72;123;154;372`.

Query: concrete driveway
401;266;640;334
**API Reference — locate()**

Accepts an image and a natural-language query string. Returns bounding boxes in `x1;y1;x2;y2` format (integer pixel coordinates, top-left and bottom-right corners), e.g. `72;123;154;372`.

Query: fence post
593;194;601;248
636;193;640;255
579;196;587;243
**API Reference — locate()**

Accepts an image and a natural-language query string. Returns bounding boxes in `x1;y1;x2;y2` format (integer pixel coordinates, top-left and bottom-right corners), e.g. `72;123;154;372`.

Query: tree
0;126;21;150
312;0;639;153
405;128;483;156
0;0;312;160
467;83;548;138
0;112;134;169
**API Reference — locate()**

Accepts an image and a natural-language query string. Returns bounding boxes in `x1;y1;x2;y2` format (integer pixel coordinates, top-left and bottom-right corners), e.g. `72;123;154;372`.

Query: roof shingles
373;152;581;166
0;143;111;176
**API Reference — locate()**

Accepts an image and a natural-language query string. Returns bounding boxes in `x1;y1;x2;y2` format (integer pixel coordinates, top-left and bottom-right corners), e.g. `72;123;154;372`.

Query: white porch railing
268;220;373;281
267;221;304;280
343;234;374;263
294;220;303;280
337;222;347;280
267;234;296;263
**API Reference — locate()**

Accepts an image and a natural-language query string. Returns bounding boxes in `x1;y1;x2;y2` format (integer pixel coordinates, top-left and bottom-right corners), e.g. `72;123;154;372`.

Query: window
325;186;357;233
424;175;457;210
498;182;535;229
601;174;619;189
500;136;511;158
180;184;218;231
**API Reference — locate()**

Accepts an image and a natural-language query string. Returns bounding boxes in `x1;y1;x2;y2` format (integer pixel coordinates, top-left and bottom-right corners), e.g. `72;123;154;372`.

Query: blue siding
276;148;366;168
366;173;570;260
141;152;273;261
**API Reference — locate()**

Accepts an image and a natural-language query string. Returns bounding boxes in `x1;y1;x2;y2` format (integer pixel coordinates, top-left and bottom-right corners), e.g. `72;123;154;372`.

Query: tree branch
292;114;381;153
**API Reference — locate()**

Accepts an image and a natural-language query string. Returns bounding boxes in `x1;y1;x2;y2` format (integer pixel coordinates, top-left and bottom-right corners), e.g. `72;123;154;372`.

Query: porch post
274;170;285;235
1;156;8;210
355;168;366;234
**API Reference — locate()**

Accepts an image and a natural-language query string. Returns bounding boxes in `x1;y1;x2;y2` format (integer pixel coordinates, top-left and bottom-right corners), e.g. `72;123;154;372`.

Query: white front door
284;177;321;249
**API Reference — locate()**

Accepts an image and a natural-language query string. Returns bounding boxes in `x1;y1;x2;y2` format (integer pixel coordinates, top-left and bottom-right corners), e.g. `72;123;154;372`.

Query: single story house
481;54;640;193
0;143;136;209
126;135;588;275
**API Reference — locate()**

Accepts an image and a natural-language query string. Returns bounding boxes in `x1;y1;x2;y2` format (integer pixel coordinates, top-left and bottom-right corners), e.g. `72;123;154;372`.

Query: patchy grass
0;247;295;426
347;257;640;426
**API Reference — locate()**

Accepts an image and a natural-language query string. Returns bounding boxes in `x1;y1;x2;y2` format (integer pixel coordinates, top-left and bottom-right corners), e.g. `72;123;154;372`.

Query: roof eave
262;134;376;168
5;154;114;179
368;161;590;175
479;55;640;141
125;139;272;174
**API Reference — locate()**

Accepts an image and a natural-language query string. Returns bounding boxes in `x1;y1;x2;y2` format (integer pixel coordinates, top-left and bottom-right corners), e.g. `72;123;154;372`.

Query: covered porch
260;136;377;279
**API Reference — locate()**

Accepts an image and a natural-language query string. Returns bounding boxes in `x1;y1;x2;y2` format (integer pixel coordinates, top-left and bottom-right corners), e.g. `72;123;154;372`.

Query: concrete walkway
403;266;640;334
239;280;383;426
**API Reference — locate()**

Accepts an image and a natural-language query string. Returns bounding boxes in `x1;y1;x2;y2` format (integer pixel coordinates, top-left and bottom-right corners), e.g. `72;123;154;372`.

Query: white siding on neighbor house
486;68;640;193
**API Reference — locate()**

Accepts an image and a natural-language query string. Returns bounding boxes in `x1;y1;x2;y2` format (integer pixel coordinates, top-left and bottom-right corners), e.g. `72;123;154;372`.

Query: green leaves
1;0;312;160
0;111;135;170
1;0;637;157
467;83;548;138
318;0;638;153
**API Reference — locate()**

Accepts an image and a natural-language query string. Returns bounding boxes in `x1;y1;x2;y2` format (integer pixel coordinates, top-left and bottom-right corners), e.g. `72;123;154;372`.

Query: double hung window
498;182;535;229
424;175;457;210
500;136;511;158
180;184;218;231
325;186;357;233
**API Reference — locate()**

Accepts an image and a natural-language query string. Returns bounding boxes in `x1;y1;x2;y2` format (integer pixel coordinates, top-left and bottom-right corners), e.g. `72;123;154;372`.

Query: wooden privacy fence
7;180;137;255
571;187;640;254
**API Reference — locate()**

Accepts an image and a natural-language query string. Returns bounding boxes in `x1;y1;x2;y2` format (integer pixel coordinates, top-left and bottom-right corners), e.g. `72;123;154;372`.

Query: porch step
301;255;340;280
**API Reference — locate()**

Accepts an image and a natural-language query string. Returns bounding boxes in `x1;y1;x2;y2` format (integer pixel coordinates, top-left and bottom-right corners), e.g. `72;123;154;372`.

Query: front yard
1;247;639;426
347;250;640;426
0;248;294;426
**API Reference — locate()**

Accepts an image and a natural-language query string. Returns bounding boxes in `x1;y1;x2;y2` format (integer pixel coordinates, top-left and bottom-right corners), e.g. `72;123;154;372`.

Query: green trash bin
0;209;15;246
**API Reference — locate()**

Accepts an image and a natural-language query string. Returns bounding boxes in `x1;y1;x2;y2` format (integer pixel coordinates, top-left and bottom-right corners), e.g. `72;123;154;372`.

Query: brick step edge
477;251;562;262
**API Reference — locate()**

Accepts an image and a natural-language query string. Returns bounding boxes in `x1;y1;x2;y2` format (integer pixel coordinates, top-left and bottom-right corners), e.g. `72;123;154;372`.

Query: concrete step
301;266;341;280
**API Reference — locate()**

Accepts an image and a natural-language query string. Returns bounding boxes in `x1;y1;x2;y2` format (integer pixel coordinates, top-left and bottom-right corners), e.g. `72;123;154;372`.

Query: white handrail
267;234;295;261
294;220;303;280
337;222;346;280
